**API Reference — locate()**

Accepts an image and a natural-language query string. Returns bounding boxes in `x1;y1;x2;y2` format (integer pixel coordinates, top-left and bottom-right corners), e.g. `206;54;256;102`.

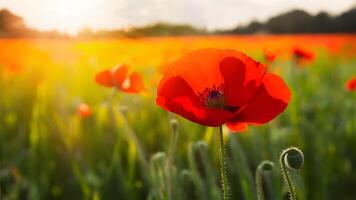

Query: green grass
0;37;355;200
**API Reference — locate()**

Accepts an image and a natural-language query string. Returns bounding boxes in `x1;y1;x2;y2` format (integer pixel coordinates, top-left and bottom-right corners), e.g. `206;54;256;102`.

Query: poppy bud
170;119;179;133
179;169;193;181
279;147;304;200
168;118;180;160
192;141;208;153
179;170;197;199
150;152;166;166
149;152;167;198
256;160;274;200
260;160;274;171
282;147;304;170
189;141;209;175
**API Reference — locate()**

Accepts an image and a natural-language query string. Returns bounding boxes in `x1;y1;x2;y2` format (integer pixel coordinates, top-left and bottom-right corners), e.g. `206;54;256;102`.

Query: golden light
39;0;102;35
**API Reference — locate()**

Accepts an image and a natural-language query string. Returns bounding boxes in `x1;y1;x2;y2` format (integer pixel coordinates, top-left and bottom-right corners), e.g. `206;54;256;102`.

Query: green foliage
0;41;355;200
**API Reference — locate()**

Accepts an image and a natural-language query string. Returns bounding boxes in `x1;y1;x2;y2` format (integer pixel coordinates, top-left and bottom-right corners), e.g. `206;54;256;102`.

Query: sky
0;0;355;34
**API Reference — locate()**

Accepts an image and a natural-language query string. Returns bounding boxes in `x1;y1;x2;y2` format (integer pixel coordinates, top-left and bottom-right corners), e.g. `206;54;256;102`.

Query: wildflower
292;47;314;63
156;48;291;132
95;64;145;93
263;49;277;63
77;103;91;118
345;76;356;91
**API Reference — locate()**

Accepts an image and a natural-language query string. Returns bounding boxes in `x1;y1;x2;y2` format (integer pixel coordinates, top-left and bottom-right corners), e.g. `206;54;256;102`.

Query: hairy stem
256;160;274;200
166;120;179;200
218;125;229;200
256;165;264;200
280;151;296;200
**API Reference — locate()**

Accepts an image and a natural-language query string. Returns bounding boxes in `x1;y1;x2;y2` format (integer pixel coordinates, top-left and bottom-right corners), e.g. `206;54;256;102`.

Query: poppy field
0;34;356;200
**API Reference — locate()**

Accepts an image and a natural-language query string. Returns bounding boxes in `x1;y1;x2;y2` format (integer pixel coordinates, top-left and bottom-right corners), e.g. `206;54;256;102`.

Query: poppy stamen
198;85;239;112
198;84;224;108
206;89;225;108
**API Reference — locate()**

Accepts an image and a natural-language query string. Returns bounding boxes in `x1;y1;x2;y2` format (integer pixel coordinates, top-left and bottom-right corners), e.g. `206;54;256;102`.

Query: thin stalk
255;160;274;200
218;125;229;200
111;88;148;168
166;120;179;200
121;113;148;168
256;166;264;200
104;88;148;188
280;151;296;200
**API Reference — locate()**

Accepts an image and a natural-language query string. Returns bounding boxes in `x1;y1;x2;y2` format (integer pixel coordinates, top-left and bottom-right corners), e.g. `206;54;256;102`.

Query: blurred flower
95;64;145;93
345;76;356;91
95;64;128;88
77;103;92;118
292;47;315;63
156;48;291;133
325;41;342;54
5;63;24;74
120;72;146;93
263;49;278;63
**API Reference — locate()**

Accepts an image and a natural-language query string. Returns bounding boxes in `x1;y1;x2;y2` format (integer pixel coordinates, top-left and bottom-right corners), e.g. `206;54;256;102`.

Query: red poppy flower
263;49;277;63
77;103;91;118
95;64;145;93
292;47;314;62
156;48;291;132
6;63;23;74
345;76;356;91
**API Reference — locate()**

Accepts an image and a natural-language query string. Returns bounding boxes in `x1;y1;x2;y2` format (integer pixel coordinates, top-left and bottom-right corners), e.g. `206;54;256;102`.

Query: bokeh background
0;1;355;199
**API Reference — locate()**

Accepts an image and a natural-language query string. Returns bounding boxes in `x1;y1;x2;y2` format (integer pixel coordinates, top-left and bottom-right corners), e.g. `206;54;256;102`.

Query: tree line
0;6;355;38
220;7;356;34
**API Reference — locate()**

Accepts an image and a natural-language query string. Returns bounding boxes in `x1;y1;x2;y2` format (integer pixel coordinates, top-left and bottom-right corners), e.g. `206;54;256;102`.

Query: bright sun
40;0;102;35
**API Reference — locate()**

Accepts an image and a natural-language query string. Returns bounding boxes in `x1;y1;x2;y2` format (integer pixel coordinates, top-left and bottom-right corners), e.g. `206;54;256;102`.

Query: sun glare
42;0;101;35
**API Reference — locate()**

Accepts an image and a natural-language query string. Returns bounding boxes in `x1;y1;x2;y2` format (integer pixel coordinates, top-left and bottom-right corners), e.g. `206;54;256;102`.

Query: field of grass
0;34;355;200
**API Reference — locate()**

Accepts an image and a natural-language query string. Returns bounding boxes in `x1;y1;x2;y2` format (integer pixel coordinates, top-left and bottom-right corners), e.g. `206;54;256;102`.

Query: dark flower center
206;90;225;108
198;85;224;108
198;85;239;112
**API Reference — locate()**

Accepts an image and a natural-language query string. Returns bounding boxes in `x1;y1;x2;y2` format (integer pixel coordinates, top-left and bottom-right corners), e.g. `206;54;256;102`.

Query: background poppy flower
120;72;146;93
263;49;277;63
156;48;291;132
95;64;128;88
292;47;315;62
77;103;92;118
95;64;145;93
345;76;356;91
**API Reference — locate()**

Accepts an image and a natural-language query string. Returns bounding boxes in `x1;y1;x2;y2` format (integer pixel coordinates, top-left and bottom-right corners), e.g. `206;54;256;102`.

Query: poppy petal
77;103;91;118
219;56;265;108
231;73;291;124
95;65;128;88
112;65;128;87
293;47;315;61
156;76;235;126
161;49;237;94
345;76;356;91
95;70;115;87
120;72;145;93
226;122;247;133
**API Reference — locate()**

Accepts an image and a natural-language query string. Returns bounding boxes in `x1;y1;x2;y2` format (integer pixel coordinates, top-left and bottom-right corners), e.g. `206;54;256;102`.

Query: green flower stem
280;151;296;200
121;113;148;168
107;88;148;173
218;125;229;200
166;119;179;200
256;166;264;200
255;161;274;200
